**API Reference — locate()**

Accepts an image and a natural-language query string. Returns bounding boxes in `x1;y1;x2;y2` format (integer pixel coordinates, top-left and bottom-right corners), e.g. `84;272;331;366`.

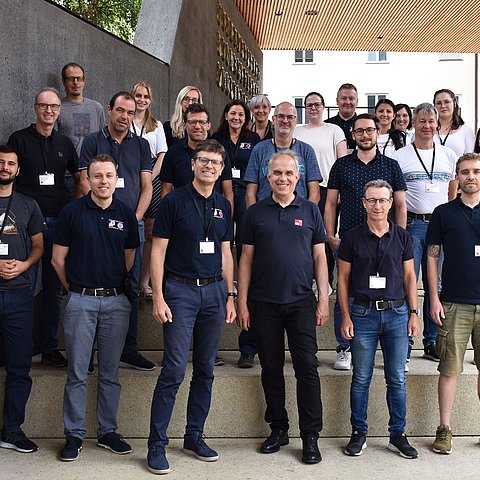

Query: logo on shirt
0;212;18;235
294;219;303;227
108;219;124;231
239;142;252;150
213;208;224;219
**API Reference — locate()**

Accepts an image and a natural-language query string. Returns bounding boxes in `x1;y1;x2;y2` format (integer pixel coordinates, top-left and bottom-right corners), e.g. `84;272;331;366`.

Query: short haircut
363;179;393;198
35;87;61;104
304;91;325;106
193;139;225;161
412;102;438;122
337;83;358;97
267;150;300;174
61;62;85;79
249;94;271;110
87;154;117;175
109;91;135;110
456;153;480;173
353;113;379;130
183;102;210;123
0;145;18;158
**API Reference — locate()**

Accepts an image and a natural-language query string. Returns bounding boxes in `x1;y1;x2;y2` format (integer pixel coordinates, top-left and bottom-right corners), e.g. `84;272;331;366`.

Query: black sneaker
88;349;95;375
237;353;255;368
423;343;440;362
183;433;219;461
388;433;418;459
97;432;133;454
214;354;225;366
0;429;38;453
345;431;367;456
42;350;68;368
119;351;156;371
60;436;82;461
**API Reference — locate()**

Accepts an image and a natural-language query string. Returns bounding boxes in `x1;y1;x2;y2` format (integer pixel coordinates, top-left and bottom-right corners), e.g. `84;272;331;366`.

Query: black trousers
249;294;323;437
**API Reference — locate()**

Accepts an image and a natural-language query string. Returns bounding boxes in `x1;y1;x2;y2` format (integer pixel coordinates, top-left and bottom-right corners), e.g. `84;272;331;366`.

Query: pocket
350;303;369;317
436;326;448;359
393;302;408;315
442;302;455;314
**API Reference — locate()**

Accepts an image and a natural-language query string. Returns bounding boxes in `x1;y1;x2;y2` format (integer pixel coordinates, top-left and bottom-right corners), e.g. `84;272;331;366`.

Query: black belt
165;272;223;287
407;211;431;221
354;299;404;311
69;285;123;297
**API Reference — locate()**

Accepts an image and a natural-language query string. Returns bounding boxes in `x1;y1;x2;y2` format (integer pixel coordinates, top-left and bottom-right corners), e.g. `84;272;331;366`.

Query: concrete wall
0;0;169;143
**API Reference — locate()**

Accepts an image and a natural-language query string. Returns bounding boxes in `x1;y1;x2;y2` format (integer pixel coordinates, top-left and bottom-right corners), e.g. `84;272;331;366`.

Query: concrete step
2;350;478;439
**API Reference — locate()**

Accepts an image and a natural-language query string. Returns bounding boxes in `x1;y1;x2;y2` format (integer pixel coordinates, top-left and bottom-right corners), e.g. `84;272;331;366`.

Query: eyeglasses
364;198;391;205
64;76;84;82
274;114;296;122
186;119;209;126
305;102;323;109
353;127;377;136
35;103;60;111
194;156;224;168
182;96;199;104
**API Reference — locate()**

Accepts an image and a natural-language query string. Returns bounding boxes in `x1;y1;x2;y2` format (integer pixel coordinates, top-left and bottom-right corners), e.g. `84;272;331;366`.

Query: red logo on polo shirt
294;219;303;226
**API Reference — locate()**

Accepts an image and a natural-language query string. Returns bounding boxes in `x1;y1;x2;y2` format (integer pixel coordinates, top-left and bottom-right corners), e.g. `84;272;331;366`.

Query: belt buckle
196;278;202;287
375;300;386;311
94;288;104;297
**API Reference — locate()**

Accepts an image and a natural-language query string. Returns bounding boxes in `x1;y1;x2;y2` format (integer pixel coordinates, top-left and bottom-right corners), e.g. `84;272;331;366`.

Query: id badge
425;182;440;193
199;241;215;254
475;245;480;257
116;177;125;188
369;275;386;289
0;243;8;255
39;173;55;185
232;168;241;179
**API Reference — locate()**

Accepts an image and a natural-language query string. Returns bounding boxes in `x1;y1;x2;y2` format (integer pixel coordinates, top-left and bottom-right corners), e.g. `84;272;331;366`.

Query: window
439;53;463;61
294;97;304;124
294;50;313;63
367;51;387;62
367;94;386;113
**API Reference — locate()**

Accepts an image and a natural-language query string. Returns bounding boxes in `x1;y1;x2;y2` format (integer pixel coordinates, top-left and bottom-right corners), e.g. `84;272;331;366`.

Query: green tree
52;0;142;42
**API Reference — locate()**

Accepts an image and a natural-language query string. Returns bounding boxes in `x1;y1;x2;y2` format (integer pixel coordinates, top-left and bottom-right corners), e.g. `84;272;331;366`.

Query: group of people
0;64;479;475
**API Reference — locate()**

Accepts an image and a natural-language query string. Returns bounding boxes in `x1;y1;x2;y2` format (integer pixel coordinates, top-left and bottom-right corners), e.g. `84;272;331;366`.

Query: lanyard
362;223;395;275
228;136;240;169
0;193;14;242
437;131;450;146
190;184;216;241
412;142;435;181
132;122;145;137
273;138;294;153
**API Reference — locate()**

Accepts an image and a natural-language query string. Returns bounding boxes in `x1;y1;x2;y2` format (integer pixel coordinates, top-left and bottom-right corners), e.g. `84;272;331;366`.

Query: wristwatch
227;291;237;298
409;309;419;315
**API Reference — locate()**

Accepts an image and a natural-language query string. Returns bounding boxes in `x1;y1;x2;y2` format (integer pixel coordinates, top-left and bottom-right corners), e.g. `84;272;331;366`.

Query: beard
0;176;15;185
357;142;376;152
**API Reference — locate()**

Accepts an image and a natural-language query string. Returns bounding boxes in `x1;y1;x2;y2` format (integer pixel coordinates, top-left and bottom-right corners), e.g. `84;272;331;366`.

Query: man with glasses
7;87;79;368
147;139;236;474
338;179;419;459
244;101;321;207
324;114;407;371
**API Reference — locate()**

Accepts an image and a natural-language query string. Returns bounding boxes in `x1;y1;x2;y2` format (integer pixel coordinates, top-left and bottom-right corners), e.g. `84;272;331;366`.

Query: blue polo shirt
327;150;407;237
242;194;326;304
159;139;232;193
53;193;139;288
427;197;480;304
79;127;152;211
325;114;357;151
338;221;413;302
153;183;233;278
243;138;322;201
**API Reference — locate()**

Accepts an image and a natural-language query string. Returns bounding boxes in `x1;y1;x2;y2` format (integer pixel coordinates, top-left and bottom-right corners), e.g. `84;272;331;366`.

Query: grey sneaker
334;349;351;370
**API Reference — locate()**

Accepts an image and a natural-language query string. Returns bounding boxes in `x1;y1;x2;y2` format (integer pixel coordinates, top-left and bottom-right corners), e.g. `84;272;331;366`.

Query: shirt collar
266;192;301;208
102;126;133;142
85;191;118;211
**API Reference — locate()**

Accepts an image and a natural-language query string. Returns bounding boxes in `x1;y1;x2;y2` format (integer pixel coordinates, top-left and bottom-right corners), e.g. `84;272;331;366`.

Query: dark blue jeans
148;279;226;446
1;287;34;432
349;302;409;435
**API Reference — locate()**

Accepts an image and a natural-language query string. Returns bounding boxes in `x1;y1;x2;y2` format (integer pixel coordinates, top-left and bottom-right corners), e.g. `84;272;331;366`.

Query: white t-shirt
130;121;168;159
393;143;456;214
433;124;475;157
294;123;346;187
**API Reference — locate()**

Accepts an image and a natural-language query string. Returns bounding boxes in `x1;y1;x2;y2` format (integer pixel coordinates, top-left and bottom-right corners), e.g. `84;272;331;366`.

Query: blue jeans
63;292;131;439
123;220;144;355
406;218;439;347
349;302;409;435
1;287;34;432
148;279;226;447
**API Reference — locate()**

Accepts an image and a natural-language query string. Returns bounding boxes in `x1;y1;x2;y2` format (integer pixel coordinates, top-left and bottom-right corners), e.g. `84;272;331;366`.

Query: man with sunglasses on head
324;113;407;371
7;87;79;369
147;139;236;474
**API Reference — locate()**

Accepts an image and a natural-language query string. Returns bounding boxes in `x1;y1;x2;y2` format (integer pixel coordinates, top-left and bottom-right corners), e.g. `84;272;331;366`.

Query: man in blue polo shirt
52;154;139;461
338;179;419;459
80;91;154;371
147;139;236;474
427;153;480;454
324;113;407;370
238;150;329;465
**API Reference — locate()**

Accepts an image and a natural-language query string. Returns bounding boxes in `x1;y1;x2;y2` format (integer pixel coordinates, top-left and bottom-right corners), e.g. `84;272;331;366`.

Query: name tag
425;182;440;193
0;243;8;255
369;275;386;289
475;245;480;257
199;241;215;254
232;168;241;179
39;173;55;185
116;178;125;188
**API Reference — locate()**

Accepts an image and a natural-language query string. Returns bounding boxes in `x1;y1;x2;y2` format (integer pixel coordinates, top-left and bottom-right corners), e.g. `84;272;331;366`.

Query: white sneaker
334;349;351;370
404;362;409;373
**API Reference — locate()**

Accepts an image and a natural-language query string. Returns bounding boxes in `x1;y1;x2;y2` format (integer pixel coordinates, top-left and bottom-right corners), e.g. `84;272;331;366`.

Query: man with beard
324;114;407;371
